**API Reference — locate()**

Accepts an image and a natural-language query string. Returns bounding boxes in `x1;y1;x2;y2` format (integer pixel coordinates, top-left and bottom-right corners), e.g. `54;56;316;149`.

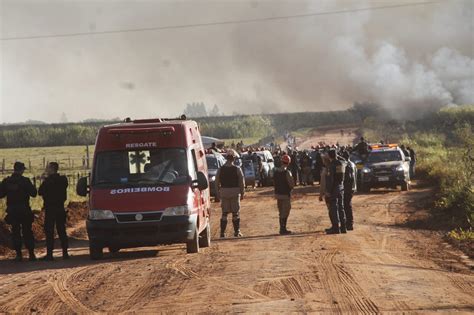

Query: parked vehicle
77;116;211;259
206;153;226;199
242;160;256;188
243;150;275;186
360;144;411;192
255;150;275;186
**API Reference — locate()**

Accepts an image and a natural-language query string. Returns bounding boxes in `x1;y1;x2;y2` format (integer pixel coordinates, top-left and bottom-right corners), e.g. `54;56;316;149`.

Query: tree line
0;109;364;148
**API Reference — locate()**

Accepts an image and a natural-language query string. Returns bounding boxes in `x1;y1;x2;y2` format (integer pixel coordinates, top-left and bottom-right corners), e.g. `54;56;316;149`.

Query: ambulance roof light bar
108;126;176;134
123;115;187;124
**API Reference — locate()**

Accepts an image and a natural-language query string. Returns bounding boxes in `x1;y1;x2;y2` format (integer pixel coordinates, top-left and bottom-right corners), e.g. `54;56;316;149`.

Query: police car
360;144;411;192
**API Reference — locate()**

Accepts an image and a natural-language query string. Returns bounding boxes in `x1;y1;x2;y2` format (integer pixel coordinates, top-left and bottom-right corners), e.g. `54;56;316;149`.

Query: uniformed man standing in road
274;154;295;235
38;162;69;260
215;150;245;238
342;151;357;231
325;150;347;234
0;162;37;262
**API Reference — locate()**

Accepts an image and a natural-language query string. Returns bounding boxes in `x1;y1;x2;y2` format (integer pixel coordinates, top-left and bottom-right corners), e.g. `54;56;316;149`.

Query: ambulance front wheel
186;228;200;254
199;220;211;248
89;241;104;260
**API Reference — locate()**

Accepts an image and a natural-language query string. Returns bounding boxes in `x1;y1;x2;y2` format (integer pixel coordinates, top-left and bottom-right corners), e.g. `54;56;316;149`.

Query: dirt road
1;129;473;313
0;183;473;313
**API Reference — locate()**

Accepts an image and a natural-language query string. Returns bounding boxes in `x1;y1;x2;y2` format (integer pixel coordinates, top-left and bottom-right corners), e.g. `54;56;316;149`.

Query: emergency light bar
108;126;176;134
371;143;398;149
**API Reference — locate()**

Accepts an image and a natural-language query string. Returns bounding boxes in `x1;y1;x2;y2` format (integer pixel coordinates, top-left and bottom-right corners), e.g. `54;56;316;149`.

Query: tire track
48;267;96;314
0;275;48;312
115;262;176;312
167;257;272;301
316;249;380;314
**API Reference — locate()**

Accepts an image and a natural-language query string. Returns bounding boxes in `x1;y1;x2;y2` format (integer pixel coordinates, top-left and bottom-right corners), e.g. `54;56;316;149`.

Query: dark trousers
328;190;346;228
410;161;416;178
344;190;354;225
44;210;68;254
11;220;35;252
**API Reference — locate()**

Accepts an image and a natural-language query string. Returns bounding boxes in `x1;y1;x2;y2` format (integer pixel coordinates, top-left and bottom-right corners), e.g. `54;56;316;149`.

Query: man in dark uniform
342;151;357;231
325;150;347;234
407;146;416;178
215;150;245;238
354;137;369;160
0;162;37;262
274;154;295;235
39;162;69;260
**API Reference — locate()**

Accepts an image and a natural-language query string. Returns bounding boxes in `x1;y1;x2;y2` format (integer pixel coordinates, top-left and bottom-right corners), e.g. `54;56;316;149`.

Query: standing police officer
38;162;69;260
325;150;347;234
215;150;245;238
274;154;295;235
342;151;357;231
0;162;37;262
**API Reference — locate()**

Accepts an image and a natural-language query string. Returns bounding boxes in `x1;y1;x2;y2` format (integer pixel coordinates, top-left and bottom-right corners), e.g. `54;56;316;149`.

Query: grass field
0;145;94;219
0;145;95;176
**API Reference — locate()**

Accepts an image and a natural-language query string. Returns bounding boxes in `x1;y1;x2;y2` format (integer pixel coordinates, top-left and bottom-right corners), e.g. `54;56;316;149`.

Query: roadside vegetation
361;105;473;244
0;110;362;148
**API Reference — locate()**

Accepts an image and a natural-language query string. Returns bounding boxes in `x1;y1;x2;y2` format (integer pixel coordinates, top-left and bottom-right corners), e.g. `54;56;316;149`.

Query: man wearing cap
215;149;245;238
273;154;295;235
39;162;69;260
0;162;37;262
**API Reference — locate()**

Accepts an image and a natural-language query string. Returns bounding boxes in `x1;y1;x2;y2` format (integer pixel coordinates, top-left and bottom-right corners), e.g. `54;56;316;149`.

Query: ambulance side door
190;147;206;232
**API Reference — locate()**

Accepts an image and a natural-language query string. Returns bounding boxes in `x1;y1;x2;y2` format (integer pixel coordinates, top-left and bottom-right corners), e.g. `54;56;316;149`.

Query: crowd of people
1;136;417;261
214;137;416;237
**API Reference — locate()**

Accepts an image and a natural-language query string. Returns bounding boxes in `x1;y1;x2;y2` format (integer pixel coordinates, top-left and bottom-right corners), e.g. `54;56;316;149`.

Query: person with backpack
0;162;37;262
274;154;295;235
342;151;357;231
38;162;69;260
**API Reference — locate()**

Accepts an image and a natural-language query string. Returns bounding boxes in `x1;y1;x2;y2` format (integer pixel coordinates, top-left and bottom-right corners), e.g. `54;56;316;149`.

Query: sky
0;0;473;123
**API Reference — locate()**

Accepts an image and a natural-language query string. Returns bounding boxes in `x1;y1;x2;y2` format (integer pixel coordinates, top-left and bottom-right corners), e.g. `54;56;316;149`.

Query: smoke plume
0;0;473;122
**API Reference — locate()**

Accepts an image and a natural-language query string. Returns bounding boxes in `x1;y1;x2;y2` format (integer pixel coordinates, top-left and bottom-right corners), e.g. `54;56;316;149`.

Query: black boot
220;220;227;238
326;226;340;235
340;222;347;234
346;223;354;231
28;249;37;262
233;219;243;237
41;249;54;261
14;250;23;262
62;248;70;260
279;218;292;235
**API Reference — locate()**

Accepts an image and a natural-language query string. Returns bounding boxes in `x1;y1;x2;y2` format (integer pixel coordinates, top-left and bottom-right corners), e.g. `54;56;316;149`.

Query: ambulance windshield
94;148;189;186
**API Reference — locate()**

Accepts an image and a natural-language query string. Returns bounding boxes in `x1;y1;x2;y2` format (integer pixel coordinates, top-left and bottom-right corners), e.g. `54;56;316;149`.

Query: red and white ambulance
77;116;211;259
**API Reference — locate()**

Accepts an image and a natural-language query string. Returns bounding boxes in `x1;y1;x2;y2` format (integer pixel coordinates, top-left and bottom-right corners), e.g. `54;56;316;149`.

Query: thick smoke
229;0;474;118
1;0;473;122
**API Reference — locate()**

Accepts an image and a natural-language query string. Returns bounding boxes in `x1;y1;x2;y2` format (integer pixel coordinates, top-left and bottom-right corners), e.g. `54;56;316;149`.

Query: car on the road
206;153;226;199
360;144;411;192
76;116;211;259
243;150;275;186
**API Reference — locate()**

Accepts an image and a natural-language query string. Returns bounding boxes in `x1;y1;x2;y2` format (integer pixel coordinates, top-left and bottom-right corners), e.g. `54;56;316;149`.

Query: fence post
86;145;90;169
43;157;46;169
28;159;31;170
1;158;4;174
